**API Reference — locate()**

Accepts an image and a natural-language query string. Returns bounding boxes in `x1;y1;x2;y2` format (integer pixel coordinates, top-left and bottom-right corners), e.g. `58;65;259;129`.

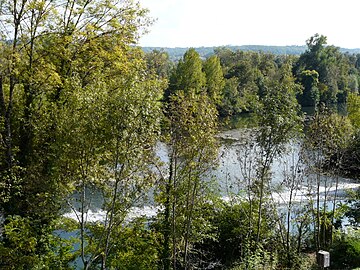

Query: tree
203;55;225;105
0;0;68;233
55;61;163;269
166;48;206;98
348;93;360;129
0;0;161;268
298;70;320;107
304;107;353;250
145;49;173;79
215;49;284;116
255;60;303;249
0;216;75;269
159;49;219;270
294;34;353;105
160;91;218;270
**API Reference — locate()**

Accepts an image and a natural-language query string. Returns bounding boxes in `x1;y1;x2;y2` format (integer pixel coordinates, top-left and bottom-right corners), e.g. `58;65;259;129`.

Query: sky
139;0;360;49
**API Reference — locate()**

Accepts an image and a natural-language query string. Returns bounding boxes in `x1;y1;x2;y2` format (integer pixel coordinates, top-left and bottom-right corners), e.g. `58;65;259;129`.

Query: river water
64;125;360;222
216;128;359;200
63;123;360;269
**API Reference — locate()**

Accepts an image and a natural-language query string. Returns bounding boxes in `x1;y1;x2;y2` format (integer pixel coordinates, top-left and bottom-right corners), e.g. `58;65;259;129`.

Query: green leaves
295;34;356;105
54;44;163;268
159;48;221;269
299;70;319;106
257;60;303;154
168;48;206;97
307;108;354;157
0;216;76;269
203;55;225;105
348;93;360;129
0;0;164;268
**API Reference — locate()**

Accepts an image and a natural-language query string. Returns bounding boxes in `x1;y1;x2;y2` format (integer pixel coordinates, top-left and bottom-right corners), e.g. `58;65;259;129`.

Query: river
64;124;360;222
62;123;360;269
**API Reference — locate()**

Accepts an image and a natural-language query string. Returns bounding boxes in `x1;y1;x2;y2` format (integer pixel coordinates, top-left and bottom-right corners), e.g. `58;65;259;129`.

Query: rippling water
64;126;360;222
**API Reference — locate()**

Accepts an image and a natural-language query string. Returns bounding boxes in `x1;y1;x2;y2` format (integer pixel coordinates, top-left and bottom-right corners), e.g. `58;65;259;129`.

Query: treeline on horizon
142;44;360;61
2;0;360;269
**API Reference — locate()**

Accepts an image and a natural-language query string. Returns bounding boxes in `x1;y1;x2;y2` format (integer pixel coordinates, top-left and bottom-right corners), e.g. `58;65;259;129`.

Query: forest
1;1;360;269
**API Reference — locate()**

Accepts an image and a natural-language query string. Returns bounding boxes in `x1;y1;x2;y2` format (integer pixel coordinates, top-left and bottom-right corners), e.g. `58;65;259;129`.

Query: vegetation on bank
1;0;360;269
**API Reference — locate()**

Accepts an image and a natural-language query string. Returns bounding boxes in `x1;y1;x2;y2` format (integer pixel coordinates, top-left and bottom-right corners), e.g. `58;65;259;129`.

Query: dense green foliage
158;48;219;270
0;0;162;269
146;34;360;117
294;34;357;105
1;1;360;268
331;230;360;269
213;35;360;115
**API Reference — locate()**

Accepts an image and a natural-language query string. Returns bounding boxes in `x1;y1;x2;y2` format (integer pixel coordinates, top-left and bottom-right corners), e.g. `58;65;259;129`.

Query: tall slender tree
159;49;219;270
203;55;225;105
255;60;303;248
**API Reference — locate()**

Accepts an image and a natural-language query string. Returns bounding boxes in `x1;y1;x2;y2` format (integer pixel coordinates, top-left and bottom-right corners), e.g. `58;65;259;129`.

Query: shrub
330;229;360;269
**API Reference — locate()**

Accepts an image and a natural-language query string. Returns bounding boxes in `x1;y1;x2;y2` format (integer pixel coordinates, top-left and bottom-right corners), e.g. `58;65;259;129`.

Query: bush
105;218;161;270
0;215;75;269
193;199;278;269
330;229;360;269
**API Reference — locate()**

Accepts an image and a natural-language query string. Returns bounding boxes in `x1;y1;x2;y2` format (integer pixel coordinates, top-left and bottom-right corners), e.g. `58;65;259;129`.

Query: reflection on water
220;103;347;131
302;103;347;116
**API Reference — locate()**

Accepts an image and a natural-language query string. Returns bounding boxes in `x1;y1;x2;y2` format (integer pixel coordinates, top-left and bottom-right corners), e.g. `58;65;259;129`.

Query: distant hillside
141;45;360;61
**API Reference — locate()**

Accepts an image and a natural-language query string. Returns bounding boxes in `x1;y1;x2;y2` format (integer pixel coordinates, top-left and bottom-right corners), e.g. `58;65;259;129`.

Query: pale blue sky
139;0;360;48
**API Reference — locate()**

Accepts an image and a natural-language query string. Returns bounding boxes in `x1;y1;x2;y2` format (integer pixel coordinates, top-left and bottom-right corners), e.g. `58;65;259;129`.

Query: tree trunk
256;152;271;245
161;153;174;270
172;148;178;270
183;170;198;270
316;171;321;250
